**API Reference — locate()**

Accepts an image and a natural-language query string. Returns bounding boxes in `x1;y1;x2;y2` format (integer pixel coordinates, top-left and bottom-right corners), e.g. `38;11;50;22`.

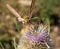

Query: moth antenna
6;4;24;22
29;0;35;19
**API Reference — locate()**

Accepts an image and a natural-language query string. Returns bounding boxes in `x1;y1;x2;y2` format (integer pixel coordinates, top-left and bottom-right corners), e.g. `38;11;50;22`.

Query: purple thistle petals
26;33;38;42
26;31;47;43
38;29;48;40
37;32;47;42
25;24;49;43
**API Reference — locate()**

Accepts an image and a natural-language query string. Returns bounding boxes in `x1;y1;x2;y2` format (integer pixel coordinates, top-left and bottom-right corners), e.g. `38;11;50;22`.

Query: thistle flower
25;24;51;48
26;24;47;42
17;24;52;49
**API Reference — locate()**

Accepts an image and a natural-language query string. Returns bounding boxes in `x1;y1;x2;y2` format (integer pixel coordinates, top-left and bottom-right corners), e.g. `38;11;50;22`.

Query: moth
6;0;52;49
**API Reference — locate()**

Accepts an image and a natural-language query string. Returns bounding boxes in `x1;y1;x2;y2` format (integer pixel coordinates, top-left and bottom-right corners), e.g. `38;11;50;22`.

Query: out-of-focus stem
6;4;24;22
